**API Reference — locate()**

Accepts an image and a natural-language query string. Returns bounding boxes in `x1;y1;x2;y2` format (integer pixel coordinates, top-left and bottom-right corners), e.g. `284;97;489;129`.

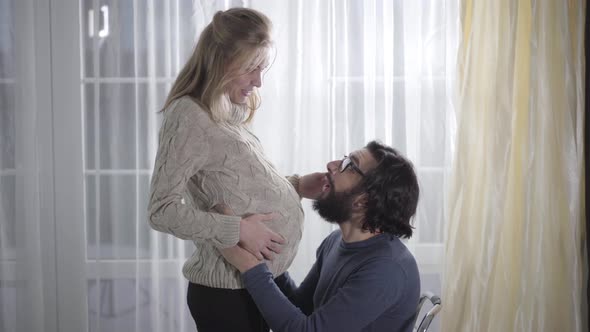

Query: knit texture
148;96;304;289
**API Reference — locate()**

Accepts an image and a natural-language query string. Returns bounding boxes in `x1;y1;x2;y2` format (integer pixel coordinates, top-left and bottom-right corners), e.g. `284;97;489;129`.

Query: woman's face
226;66;263;104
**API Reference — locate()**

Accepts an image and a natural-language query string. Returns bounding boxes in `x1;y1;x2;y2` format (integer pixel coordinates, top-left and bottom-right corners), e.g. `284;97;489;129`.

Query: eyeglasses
339;155;365;177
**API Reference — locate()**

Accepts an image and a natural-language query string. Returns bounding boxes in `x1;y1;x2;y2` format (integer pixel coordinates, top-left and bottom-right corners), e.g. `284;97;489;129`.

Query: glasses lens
340;156;350;172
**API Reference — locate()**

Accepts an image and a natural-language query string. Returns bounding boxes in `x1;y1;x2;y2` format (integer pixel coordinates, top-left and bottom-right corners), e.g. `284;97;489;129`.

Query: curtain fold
442;1;587;331
6;0;52;331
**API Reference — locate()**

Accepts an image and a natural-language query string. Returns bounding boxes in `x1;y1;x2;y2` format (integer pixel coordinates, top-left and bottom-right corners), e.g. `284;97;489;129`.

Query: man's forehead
349;148;377;172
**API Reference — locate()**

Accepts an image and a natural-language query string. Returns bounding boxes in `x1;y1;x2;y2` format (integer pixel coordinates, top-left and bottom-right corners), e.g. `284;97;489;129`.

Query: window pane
86;175;137;260
84;83;137;170
420;0;447;77
99;174;136;259
84;83;166;171
419;79;446;168
99;83;136;169
332;81;365;152
86;174;97;259
99;0;136;77
0;175;16;257
134;0;197;78
0;0;15;261
332;0;364;78
80;0;95;77
88;278;138;332
332;81;408;153
136;277;193;331
88;277;193;332
0;0;14;78
83;85;96;169
0;80;14;170
416;170;444;243
0;283;16;331
0;1;16;330
81;0;200;79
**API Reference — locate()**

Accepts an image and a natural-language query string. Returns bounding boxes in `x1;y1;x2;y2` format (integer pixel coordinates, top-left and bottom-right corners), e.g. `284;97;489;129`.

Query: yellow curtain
442;1;586;331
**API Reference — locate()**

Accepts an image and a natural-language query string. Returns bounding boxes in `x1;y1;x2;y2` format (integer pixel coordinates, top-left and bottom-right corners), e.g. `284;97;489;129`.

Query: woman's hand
213;204;285;261
239;213;285;260
298;172;325;200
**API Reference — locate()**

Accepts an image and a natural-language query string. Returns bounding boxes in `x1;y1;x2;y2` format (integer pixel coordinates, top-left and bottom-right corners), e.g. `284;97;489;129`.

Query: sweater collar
339;233;393;250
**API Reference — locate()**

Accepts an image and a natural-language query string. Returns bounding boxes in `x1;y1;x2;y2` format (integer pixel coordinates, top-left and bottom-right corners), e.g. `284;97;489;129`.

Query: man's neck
339;220;378;243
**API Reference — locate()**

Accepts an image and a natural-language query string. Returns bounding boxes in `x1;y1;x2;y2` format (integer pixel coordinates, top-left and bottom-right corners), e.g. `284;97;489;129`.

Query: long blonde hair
161;8;273;124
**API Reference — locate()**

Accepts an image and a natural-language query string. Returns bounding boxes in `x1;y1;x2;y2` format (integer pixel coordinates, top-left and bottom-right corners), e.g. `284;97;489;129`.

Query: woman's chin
229;97;247;105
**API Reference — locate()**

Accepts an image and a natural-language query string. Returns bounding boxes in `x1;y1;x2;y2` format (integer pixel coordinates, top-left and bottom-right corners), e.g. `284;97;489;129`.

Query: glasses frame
339;155;365;177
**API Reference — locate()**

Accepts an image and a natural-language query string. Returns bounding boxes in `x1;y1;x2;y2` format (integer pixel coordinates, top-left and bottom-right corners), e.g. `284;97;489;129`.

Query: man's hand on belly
219;245;261;273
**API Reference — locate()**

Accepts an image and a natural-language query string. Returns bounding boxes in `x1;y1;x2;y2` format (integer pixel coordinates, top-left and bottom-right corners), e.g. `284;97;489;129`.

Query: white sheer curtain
252;2;458;294
1;0;55;331
0;1;458;331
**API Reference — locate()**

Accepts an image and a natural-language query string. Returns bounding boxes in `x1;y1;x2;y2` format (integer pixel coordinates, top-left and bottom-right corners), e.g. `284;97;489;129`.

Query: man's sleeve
273;263;319;315
243;258;404;332
272;232;332;314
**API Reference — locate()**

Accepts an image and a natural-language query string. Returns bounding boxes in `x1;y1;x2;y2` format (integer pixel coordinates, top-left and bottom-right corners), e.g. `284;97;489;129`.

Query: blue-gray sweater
242;229;420;332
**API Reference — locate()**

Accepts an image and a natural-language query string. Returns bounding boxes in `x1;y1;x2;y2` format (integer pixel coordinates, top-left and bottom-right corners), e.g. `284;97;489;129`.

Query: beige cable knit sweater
148;97;304;289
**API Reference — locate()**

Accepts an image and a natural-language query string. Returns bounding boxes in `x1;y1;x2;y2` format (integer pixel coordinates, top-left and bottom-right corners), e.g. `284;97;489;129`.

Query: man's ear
352;193;368;210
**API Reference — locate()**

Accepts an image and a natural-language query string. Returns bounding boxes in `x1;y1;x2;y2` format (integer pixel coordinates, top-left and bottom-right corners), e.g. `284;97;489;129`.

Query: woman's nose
251;71;262;87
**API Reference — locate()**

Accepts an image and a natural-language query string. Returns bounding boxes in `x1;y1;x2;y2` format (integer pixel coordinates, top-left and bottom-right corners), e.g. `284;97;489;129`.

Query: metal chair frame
414;292;442;332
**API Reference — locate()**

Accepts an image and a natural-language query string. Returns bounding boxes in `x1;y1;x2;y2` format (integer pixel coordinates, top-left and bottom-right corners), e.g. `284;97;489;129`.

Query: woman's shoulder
164;96;214;126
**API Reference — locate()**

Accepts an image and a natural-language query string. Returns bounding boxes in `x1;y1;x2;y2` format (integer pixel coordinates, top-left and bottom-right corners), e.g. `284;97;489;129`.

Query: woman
147;8;304;332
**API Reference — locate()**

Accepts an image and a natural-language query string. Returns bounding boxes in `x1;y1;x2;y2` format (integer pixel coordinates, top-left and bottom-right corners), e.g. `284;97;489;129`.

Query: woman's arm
148;109;285;256
148;110;242;248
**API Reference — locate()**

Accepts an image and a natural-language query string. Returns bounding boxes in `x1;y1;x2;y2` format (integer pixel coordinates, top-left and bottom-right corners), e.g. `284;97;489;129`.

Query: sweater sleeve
286;175;300;196
242;259;404;332
147;108;241;248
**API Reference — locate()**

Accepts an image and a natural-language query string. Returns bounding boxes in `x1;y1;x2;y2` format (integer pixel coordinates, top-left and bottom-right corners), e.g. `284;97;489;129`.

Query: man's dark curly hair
360;141;419;238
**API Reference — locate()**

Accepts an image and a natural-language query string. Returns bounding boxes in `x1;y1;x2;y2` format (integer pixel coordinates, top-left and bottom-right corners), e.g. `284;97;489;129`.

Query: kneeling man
222;141;421;332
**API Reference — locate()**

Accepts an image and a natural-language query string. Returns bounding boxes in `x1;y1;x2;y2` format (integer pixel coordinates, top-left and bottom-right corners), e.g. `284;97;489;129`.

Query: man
221;141;421;332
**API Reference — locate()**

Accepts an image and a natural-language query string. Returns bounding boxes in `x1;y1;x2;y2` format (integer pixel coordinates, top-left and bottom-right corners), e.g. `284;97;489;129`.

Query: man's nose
326;160;339;174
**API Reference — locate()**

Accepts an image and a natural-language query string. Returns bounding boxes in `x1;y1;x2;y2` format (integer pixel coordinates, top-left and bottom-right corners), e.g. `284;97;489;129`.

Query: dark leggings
187;282;269;332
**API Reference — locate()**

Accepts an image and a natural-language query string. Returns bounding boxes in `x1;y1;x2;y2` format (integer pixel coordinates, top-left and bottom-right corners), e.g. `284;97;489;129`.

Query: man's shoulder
327;229;342;242
361;236;419;278
385;237;418;268
317;229;343;253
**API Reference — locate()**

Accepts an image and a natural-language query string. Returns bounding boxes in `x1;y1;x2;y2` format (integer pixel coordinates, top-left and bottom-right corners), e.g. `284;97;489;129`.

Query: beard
312;187;358;225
